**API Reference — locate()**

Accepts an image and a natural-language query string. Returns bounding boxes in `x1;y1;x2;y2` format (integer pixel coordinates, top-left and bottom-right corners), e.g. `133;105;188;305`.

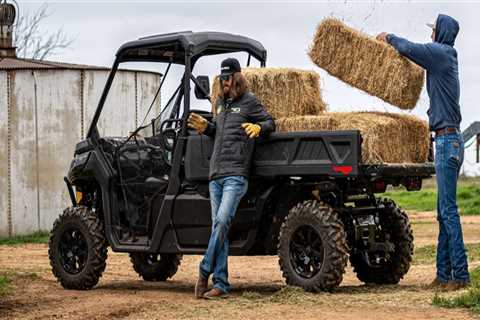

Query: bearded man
187;58;275;299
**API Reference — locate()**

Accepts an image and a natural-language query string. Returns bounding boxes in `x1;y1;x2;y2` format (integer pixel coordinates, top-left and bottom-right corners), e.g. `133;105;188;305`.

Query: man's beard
223;86;231;98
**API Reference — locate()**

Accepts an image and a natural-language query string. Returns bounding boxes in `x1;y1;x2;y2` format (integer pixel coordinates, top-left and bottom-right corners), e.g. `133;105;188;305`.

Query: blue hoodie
387;14;461;131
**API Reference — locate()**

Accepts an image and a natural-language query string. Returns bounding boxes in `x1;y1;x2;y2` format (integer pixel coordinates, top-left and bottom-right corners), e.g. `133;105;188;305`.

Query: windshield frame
86;56;190;141
86;46;266;142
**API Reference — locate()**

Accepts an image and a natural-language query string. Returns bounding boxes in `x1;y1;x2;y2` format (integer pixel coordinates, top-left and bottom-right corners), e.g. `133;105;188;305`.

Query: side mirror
194;75;210;100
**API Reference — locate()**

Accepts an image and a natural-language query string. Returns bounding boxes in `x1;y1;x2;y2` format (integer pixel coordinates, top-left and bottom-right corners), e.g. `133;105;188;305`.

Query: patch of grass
265;286;319;304
240;291;265;301
414;243;480;265
0;231;49;245
236;286;320;306
0;271;39;299
1;270;39;280
0;275;10;297
413;245;437;265
432;267;480;313
381;183;480;215
382;189;437;212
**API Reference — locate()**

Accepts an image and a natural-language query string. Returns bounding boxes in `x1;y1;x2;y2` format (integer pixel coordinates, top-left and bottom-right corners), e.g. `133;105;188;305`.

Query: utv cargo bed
185;130;434;181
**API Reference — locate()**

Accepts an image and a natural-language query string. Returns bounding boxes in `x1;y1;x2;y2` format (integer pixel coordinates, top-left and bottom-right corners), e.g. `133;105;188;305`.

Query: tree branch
13;2;74;60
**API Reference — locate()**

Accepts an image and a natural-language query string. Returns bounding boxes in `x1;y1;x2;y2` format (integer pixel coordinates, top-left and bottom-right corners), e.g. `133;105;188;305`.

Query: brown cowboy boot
427;278;447;290
442;280;470;292
203;287;229;299
195;274;209;299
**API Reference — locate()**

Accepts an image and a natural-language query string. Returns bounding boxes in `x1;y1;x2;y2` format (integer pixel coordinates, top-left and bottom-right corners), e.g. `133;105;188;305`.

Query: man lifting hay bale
309;18;424;110
377;14;468;291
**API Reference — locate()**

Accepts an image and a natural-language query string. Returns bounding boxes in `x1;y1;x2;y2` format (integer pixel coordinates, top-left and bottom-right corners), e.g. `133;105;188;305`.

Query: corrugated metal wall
0;69;161;237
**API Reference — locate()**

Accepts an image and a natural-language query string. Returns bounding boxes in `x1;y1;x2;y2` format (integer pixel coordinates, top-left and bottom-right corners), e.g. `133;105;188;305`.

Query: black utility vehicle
49;31;435;292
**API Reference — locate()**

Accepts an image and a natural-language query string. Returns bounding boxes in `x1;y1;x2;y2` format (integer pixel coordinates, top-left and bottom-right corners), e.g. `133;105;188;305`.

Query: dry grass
211;67;327;119
276;112;430;164
309;18;424;110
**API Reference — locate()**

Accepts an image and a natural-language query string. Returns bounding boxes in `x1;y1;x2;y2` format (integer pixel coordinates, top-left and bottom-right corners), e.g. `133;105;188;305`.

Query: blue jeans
435;132;469;283
199;176;248;293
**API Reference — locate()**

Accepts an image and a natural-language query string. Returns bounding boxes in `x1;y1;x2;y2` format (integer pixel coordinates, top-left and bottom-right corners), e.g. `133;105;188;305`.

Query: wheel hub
289;225;325;279
146;254;161;265
59;228;88;275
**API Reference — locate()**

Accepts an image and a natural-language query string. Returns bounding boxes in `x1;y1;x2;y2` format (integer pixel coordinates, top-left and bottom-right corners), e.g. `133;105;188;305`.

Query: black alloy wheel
49;206;108;290
289;225;325;279
278;200;348;292
59;228;88;274
130;252;182;282
350;198;414;284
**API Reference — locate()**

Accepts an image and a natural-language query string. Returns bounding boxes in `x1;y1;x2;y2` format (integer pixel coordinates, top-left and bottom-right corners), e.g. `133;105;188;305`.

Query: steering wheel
159;118;183;153
162;128;177;152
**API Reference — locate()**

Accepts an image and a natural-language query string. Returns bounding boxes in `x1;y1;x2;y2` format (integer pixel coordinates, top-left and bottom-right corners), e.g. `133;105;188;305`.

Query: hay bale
276;112;430;164
308;18;424;110
211;67;327;119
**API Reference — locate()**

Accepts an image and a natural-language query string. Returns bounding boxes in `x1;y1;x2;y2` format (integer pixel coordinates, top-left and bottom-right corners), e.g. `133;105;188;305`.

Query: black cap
220;58;241;76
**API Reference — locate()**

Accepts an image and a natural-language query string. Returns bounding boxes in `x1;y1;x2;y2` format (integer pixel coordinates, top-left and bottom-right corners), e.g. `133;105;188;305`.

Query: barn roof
0;57;110;71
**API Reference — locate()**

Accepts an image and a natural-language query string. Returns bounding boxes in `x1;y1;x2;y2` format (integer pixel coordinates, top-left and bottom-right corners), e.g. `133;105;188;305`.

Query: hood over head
434;14;460;46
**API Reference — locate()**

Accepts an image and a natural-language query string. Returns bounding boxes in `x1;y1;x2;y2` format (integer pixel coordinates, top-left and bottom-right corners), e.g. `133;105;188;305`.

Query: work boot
195;275;209;299
427;278;447;290
442;280;470;292
203;288;229;299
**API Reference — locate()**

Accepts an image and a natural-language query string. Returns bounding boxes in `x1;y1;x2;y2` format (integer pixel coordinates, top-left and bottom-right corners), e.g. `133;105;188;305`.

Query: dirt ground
1;211;479;320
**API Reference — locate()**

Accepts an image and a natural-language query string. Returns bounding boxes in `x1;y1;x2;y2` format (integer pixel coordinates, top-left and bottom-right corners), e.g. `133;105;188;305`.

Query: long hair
216;72;249;101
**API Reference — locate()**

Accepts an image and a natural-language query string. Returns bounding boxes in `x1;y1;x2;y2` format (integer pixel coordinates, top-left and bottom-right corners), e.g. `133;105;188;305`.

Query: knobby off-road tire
350;198;414;285
278;200;348;292
130;253;182;281
48;206;108;290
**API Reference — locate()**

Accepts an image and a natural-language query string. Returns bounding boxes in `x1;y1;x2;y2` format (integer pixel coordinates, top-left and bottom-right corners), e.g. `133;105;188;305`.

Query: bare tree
13;3;74;60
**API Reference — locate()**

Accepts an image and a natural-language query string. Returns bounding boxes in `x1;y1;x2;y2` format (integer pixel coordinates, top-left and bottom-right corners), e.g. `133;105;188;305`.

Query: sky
16;0;480;131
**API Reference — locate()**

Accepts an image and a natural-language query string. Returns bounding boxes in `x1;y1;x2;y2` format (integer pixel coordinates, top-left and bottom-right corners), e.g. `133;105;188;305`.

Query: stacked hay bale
209;21;430;165
308;18;424;110
211;67;326;119
276;112;430;164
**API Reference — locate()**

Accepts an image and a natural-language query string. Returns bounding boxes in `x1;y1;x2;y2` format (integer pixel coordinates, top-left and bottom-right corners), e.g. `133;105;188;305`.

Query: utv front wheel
278;200;348;292
48;206;108;290
350;199;414;284
130;253;182;281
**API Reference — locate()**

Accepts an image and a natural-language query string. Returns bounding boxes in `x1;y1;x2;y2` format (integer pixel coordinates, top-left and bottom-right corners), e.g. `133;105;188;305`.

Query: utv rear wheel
48;206;108;290
278;200;348;292
130;253;182;281
350;199;414;284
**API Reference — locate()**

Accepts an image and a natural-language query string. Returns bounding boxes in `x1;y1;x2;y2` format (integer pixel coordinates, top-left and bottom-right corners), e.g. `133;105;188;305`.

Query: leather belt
435;127;458;137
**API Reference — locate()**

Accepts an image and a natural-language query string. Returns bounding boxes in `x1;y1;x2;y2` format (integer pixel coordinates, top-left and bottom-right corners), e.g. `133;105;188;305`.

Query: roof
117;31;267;65
463;122;480;142
0;57;110;71
0;57;162;76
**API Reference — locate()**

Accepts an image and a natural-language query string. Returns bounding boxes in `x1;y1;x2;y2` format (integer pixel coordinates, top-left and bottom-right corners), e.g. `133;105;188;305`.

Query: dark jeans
199;176;248;293
435;132;469;283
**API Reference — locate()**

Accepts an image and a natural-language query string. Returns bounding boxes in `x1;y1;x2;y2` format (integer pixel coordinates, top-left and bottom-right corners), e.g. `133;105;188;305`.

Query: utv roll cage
86;31;267;139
